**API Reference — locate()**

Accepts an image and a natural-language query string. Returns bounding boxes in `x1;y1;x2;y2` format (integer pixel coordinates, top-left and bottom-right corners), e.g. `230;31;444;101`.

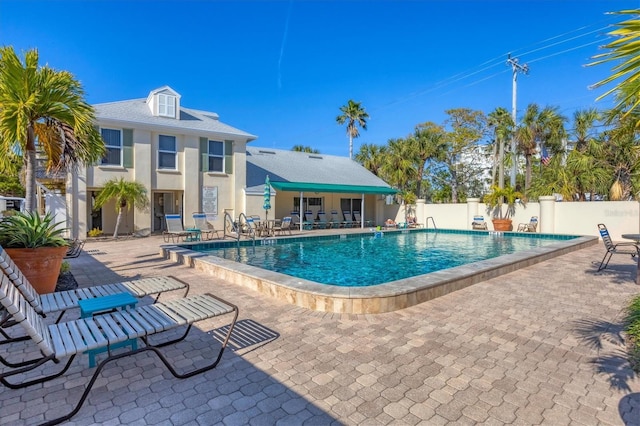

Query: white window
158;135;177;169
100;128;122;166
158;94;176;118
208;140;224;172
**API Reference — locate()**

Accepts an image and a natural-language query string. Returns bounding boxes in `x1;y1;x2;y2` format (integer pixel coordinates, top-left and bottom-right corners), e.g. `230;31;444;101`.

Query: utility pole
507;54;528;188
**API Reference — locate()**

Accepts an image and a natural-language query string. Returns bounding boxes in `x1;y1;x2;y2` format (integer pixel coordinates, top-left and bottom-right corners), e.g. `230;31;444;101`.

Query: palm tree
93;178;149;238
336;100;369;160
516;104;567;192
487;107;513;189
408;122;447;198
355;143;386;176
589;11;640;125
0;47;104;212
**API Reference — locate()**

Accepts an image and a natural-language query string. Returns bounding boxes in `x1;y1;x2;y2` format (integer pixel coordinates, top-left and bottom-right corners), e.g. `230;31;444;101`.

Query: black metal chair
597;223;640;271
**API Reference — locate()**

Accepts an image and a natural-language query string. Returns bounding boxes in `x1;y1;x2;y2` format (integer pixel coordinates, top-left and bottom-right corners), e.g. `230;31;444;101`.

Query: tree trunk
491;139;498;188
113;208;124;238
498;136;505;189
25;126;38;213
525;154;532;191
349;135;353;160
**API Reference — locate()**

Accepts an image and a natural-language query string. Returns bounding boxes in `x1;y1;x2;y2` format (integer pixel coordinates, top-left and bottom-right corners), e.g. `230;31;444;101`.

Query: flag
541;147;551;166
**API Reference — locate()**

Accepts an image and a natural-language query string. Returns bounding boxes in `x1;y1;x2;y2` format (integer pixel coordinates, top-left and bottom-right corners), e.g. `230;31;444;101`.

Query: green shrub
0;211;67;248
60;260;71;274
625;294;640;372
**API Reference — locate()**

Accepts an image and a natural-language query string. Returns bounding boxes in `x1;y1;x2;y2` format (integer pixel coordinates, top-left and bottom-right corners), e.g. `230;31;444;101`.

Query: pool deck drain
163;229;598;314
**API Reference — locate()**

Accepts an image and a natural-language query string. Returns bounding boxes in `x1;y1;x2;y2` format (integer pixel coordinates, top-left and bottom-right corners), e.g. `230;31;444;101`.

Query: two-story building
65;86;397;238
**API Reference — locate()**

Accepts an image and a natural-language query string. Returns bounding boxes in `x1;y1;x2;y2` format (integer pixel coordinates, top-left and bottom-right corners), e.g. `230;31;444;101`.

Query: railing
425;216;437;230
223;211;239;242
237;213;256;246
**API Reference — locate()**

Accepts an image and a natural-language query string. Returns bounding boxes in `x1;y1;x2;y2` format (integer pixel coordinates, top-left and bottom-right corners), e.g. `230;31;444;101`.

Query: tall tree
336;100;369;160
93;178;149;238
408;122;447;198
516;104;567;192
355;143;386;176
437;108;486;203
486;107;513;189
0;47;104;212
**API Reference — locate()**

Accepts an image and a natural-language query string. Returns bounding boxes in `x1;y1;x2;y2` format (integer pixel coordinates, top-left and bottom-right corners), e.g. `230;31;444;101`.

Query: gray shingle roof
246;147;394;194
94;98;257;140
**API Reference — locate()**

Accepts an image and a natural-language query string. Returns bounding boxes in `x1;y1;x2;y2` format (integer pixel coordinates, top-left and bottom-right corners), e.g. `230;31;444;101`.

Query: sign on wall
202;186;218;216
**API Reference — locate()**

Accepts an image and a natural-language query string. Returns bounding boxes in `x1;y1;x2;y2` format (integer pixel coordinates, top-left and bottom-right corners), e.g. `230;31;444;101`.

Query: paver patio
1;234;639;425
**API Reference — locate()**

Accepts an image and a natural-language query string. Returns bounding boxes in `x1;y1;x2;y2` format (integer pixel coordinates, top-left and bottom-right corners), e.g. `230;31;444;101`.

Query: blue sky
1;0;639;156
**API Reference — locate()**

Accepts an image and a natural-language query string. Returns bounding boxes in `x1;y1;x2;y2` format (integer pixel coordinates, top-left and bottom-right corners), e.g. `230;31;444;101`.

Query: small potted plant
483;185;526;231
0;211;69;294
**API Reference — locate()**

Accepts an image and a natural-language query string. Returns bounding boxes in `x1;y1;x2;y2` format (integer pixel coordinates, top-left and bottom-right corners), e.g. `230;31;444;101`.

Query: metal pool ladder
425;216;437;230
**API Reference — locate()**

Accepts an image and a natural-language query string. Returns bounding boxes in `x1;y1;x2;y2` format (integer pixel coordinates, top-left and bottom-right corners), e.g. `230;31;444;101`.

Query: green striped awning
269;181;398;195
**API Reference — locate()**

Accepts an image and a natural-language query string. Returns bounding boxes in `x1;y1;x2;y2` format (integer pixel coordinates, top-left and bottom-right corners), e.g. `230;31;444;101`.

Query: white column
416;199;426;227
539;196;555;234
467;198;480;230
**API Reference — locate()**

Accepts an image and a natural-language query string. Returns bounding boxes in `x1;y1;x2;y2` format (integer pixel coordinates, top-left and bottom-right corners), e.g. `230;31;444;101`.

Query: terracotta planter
5;246;68;294
491;218;513;231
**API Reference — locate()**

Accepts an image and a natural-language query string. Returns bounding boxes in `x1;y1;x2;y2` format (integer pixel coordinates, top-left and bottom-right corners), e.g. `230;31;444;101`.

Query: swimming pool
195;230;577;287
164;229;598;314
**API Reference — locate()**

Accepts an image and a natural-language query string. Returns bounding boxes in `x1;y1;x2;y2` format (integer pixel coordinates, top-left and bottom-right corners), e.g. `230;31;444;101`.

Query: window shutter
123;129;134;168
224;140;233;174
199;137;208;172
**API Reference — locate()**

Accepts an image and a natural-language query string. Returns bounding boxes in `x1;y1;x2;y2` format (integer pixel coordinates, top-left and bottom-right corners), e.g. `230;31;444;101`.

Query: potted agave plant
0;211;69;294
483;185;526;231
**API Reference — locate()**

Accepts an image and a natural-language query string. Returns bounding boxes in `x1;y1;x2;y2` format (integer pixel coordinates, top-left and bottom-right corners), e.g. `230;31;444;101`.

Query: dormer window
158;94;176;118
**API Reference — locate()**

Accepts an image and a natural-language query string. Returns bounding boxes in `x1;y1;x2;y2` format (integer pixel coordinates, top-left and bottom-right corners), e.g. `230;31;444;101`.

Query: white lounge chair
0;245;188;348
192;213;220;240
0;271;238;425
517;216;538;232
163;214;191;242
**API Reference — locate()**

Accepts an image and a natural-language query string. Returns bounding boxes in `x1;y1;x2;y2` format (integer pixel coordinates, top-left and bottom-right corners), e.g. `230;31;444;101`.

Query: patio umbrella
263;175;271;221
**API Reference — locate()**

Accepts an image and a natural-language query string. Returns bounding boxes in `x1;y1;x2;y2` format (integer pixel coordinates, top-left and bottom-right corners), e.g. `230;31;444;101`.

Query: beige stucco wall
412;199;639;241
73;124;250;238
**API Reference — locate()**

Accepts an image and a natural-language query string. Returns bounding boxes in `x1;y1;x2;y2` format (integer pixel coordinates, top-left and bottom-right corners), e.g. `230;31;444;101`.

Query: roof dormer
146;86;181;119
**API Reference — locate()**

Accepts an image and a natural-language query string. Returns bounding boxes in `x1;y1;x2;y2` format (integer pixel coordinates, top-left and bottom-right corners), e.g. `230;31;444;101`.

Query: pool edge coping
161;231;599;314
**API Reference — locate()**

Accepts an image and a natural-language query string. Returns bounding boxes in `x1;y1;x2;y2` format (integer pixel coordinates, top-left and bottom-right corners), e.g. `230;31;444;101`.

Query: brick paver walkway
1;235;639;425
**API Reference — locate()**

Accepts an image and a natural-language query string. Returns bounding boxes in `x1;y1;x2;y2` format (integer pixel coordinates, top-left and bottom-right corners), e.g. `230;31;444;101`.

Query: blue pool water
191;230;577;287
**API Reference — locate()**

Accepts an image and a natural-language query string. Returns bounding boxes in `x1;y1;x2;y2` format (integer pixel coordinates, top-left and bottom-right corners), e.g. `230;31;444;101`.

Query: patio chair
192;213;220;240
517;216;538;232
64;239;85;258
343;211;355;228
302;211;314;230
471;215;488;230
0;245;188;349
163;214;191;242
352;211;362;227
597;223;640;272
0;271;238;425
330;210;345;228
316;211;329;229
273;217;292;236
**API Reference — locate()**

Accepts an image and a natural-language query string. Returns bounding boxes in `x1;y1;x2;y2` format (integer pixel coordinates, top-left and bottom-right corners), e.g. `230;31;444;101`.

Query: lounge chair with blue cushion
315;211;328;229
163;214;191;242
273;217;292;235
192;213;220;240
471;215;488;230
517;216;538;232
330;210;345;228
302;211;315;230
597;223;640;271
343;211;355;228
0;271;238;425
